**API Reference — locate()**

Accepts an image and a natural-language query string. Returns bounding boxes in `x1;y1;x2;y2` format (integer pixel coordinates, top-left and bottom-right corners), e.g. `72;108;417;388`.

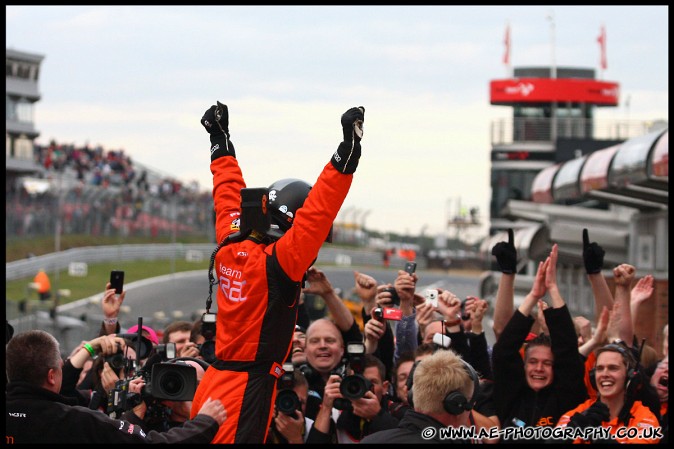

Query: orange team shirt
557;398;662;444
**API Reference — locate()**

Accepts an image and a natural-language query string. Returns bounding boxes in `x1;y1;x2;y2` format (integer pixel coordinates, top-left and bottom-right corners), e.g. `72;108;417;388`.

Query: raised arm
491;228;517;341
582;228;613;325
611;263;636;346
629;274;654;330
303;267;354;332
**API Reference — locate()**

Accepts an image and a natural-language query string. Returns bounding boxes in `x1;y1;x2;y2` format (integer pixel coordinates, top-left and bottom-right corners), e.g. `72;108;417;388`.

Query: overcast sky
6;5;669;241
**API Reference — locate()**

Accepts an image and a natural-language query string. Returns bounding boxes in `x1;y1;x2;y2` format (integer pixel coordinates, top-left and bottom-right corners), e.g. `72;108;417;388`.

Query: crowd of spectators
6;228;668;443
7;140;214;241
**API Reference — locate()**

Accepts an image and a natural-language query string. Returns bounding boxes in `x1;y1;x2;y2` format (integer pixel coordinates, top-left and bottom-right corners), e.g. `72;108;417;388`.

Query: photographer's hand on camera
375;284;396;309
313;374;344;434
274;408;305;444
364;314;385;354
414;302;435;338
394;270;417;317
350;390;381;421
101;361;122;394
68;334;125;369
179;341;201;359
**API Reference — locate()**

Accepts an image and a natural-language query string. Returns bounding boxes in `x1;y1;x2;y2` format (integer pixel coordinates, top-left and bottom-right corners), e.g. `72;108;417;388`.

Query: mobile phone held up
110;270;125;294
404;261;417;275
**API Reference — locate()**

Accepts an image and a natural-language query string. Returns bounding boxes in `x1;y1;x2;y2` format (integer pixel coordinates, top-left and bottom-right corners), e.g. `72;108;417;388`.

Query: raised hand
331;106;365;174
201;101;236;160
631;274;654;306
491;228;517;274
582;228;605;275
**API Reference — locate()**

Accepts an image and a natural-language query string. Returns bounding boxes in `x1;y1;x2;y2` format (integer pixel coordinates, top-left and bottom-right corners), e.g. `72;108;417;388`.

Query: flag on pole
503;23;511;66
597;25;607;70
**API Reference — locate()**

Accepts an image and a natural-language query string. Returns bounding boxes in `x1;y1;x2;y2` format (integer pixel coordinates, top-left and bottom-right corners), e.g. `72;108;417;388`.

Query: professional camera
106;358;199;416
275;363;302;417
105;346;130;375
333;342;373;411
198;312;217;363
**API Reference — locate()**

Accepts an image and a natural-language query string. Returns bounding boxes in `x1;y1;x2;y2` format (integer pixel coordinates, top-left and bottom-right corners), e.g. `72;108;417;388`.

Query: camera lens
276;390;301;415
340;375;372;400
159;371;186;397
199;340;216;363
106;353;126;372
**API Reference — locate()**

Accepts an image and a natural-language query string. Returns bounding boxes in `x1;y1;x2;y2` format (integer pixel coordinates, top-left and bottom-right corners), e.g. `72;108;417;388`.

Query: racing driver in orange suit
190;101;365;443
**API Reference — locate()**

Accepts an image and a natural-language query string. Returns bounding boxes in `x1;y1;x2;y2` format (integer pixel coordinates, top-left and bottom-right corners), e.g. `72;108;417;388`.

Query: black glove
582;228;605;274
201;101;236;160
568;401;610;429
331;106;365;174
491;228;517;274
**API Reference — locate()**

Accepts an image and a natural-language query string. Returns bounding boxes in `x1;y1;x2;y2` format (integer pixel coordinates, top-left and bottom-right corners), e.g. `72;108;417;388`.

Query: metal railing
491;117;667;146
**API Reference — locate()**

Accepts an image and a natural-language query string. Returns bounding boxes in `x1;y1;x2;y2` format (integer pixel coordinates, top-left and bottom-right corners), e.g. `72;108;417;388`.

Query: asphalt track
47;265;495;352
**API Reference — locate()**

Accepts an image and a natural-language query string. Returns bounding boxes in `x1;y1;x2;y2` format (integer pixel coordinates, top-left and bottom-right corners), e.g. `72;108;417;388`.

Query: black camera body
105;347;130;376
199;312;217;363
333;342;373;411
106;360;198;416
383;286;400;306
460;298;470;321
275;363;302;417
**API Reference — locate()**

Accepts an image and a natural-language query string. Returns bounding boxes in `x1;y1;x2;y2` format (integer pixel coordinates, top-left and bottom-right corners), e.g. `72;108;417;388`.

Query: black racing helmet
266;178;333;242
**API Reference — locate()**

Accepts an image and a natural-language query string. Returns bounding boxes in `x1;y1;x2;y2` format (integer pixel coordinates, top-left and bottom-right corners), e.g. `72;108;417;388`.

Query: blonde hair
412;349;472;414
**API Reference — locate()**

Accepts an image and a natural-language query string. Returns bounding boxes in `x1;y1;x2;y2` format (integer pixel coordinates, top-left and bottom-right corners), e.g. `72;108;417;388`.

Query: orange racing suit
190;155;354;443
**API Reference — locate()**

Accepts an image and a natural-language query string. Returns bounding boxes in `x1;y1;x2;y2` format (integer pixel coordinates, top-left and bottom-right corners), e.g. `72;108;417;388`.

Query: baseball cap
126;324;159;345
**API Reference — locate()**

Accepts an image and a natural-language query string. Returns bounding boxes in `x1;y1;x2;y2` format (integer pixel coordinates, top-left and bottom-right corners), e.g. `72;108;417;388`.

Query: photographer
59;333;131;407
121;358;208;432
266;369;316;444
312;354;399;443
163;320;200;359
6;330;226;444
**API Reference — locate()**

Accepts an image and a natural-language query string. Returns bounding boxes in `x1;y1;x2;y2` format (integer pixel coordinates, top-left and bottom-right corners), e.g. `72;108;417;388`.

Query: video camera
106;317;201;417
275;363;302;417
107;357;200;416
332;341;373;411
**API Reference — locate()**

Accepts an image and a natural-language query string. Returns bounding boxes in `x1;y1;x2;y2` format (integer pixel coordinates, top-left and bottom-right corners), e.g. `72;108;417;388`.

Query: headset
589;342;641;395
407;356;480;415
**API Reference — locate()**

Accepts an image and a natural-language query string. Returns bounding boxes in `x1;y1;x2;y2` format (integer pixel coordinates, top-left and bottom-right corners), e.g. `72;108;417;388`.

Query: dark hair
392;351;415;383
163;320;193;344
364;354;386;383
596;342;638;372
414;342;437;359
6;330;61;386
524;333;552;359
190;318;203;342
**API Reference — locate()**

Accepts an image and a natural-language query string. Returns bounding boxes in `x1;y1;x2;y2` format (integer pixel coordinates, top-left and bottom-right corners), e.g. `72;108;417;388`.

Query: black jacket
6;381;218;444
492;305;587;443
359;409;470;444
